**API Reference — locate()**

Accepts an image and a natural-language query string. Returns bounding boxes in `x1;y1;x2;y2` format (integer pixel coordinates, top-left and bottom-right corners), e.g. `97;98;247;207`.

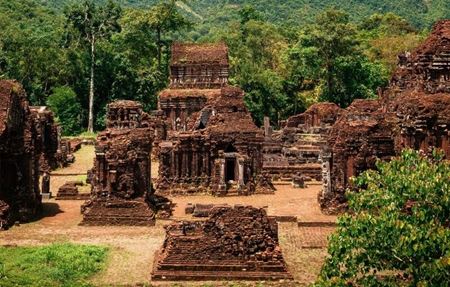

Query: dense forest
0;0;447;134
41;0;450;29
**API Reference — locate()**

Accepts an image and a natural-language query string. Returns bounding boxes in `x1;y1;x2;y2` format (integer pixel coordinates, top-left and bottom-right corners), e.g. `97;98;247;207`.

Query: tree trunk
87;37;95;133
157;28;162;67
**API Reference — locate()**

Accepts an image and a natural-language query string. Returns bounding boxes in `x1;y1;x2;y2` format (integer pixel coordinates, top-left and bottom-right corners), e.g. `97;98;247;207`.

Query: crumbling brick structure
156;43;273;196
158;87;272;196
158;43;229;132
320;20;450;212
385;19;450;158
56;181;89;200
81;100;172;226
152;206;292;281
320;100;397;210
388;20;450;97
0;80;41;229
390;92;450;157
30;106;60;172
263;103;343;182
169;42;229;89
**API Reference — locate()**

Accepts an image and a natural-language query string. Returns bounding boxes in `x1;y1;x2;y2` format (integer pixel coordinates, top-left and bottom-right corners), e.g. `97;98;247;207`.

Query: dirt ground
1;145;337;286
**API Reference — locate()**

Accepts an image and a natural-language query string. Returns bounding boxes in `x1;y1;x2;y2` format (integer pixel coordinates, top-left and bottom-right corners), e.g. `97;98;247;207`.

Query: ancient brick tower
0;81;63;229
319;20;450;212
158;42;229;132
156;43;273;196
82;100;171;225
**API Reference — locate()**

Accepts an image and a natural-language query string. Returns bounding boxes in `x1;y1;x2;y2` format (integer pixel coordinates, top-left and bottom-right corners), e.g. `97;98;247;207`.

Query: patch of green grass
62;131;97;140
76;174;87;183
0;243;108;287
77;131;97;139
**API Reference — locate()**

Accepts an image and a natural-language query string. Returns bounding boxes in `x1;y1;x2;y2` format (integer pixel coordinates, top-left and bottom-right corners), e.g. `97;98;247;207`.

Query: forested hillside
0;0;448;134
40;0;450;29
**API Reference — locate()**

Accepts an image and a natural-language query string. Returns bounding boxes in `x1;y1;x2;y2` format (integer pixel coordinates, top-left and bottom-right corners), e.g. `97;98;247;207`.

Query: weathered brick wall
0;81;42;229
30;106;60;172
263;103;343;182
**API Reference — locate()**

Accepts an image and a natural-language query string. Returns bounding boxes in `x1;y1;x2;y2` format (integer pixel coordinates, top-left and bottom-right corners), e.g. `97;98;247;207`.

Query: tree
209;6;291;126
316;149;450;286
358;13;423;73
64;0;121;133
127;0;190;68
0;0;67;105
47;86;83;136
294;9;389;107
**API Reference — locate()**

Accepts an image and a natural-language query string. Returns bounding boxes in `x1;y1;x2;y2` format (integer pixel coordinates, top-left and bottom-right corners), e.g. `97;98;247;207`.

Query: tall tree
126;0;190;68
65;0;121;132
294;9;388;107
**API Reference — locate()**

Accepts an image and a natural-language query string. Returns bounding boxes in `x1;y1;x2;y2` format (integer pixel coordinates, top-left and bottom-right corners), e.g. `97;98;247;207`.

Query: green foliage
0;0;443;131
65;0;123;132
217;14;290;126
0;0;66;104
316;149;450;286
47;86;83;136
293;9;389;107
0;243;108;287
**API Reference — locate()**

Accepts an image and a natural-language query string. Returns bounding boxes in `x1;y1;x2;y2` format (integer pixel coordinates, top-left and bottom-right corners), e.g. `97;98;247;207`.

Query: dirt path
0;184;335;286
170;183;336;223
49;145;95;195
1;145;337;286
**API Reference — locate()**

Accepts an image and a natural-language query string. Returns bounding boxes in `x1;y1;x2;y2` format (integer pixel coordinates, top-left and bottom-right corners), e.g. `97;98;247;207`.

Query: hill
41;0;450;29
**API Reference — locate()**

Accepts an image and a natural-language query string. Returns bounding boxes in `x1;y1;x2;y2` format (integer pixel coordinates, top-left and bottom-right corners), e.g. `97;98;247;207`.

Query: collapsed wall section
263;103;343;182
152;206;292;281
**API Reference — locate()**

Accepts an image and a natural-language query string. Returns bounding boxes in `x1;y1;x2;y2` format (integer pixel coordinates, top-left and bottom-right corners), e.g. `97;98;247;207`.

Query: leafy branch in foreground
315;149;450;286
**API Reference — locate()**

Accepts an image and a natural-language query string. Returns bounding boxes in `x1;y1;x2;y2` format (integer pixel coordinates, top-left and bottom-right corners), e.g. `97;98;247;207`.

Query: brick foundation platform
152;206;293;281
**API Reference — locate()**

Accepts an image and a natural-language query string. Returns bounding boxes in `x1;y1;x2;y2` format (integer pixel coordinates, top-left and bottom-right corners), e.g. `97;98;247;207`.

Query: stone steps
156;262;287;272
297;221;337;227
151;269;293;281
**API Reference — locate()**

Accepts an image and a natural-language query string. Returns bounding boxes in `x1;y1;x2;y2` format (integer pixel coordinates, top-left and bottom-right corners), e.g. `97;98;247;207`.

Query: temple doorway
225;157;236;182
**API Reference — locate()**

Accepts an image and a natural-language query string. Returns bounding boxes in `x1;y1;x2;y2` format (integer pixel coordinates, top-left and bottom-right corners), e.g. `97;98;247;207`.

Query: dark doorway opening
225;158;236;182
225;144;237;153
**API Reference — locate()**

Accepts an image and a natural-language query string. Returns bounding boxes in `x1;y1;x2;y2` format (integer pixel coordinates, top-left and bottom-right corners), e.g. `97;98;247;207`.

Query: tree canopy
0;0;441;133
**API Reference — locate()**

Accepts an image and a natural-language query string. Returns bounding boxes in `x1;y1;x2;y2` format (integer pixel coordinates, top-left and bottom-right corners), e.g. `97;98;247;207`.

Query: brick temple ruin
81;100;172;226
263;103;342;183
152;206;292;281
0;80;61;230
30;106;60;172
155;43;273;196
318;20;450;211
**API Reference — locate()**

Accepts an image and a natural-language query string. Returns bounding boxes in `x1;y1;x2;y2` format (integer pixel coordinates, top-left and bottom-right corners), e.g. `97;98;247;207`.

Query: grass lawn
0;243;108;287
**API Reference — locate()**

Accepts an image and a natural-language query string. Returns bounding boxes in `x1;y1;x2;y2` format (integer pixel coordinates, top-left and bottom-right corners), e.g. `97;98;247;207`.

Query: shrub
315;149;450;286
